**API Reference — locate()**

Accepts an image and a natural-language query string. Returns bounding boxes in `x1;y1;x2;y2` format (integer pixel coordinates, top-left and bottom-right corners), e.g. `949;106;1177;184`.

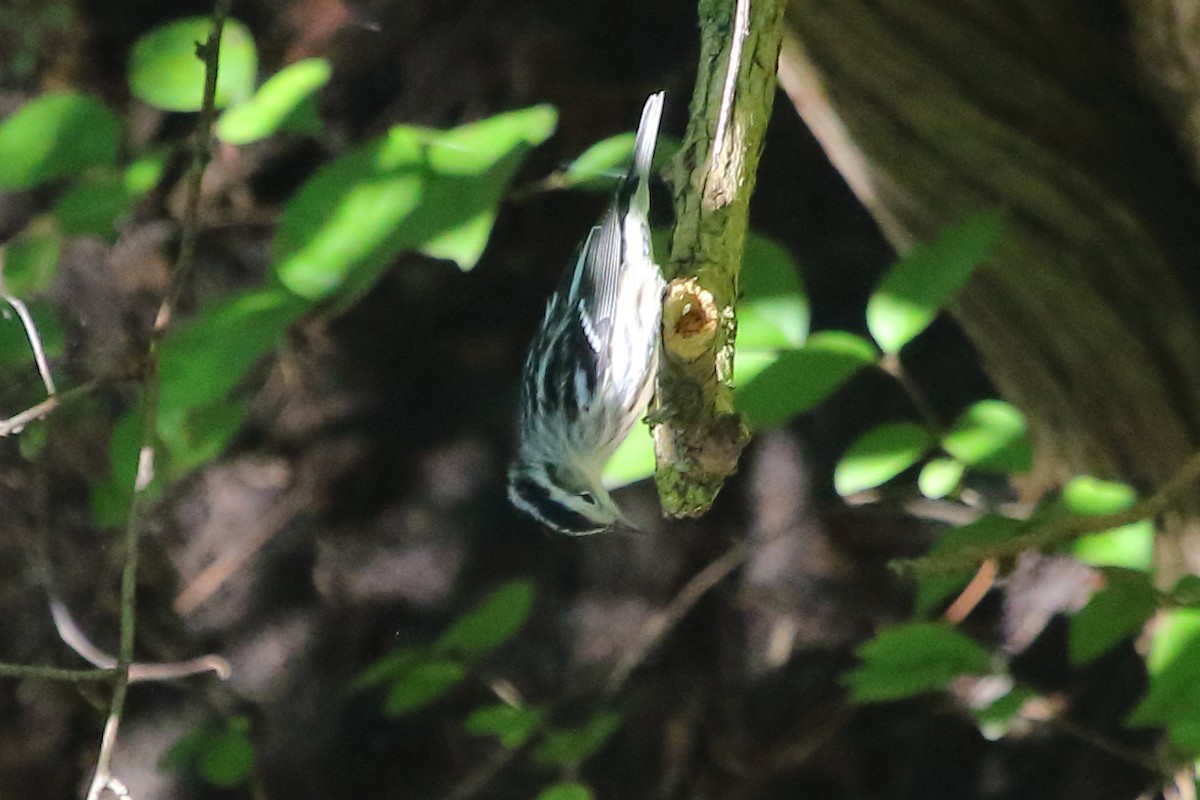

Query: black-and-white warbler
508;91;666;535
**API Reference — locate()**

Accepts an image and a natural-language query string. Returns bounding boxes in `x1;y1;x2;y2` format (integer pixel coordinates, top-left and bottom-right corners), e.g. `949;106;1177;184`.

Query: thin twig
879;353;942;434
85;3;232;797
605;539;749;697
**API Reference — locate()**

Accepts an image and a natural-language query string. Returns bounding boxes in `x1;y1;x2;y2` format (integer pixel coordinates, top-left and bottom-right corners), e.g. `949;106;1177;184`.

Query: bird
508;91;666;535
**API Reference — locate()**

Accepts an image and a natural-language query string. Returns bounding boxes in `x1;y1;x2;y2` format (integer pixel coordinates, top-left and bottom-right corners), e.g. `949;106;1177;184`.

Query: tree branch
653;0;786;517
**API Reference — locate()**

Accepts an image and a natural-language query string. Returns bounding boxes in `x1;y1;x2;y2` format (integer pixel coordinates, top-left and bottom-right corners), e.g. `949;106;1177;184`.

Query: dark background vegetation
0;0;1163;798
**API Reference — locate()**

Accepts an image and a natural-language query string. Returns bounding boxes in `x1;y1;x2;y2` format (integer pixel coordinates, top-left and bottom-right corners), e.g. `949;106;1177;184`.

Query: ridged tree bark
780;0;1200;578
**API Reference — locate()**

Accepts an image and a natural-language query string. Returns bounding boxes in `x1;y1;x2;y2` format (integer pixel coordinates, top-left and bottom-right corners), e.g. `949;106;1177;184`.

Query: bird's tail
629;91;664;212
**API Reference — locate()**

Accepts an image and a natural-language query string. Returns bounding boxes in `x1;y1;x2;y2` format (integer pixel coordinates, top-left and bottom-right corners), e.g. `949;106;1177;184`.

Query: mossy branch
653;0;786;517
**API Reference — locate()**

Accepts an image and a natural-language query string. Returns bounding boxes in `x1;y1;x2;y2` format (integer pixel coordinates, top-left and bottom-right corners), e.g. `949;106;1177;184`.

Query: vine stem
85;2;232;797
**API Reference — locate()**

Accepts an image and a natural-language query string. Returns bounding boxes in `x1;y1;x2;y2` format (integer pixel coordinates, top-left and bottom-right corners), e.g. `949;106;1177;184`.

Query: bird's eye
580;491;597;505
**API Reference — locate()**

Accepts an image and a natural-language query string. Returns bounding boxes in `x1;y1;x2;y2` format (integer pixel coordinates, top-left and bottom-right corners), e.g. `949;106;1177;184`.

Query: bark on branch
654;0;786;517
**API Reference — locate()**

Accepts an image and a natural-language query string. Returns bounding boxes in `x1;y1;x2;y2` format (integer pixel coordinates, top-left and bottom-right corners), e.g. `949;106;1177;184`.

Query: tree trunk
780;0;1200;577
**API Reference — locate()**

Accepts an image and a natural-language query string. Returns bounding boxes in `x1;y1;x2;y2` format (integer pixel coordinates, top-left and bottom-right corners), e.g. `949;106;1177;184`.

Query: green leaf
834;422;933;496
532;711;622;768
1147;608;1200;675
561;132;635;188
128;17;258;111
198;721;254;788
217;57;331;144
736;331;877;428
436;579;535;660
1128;617;1200;750
17;420;48;461
157;399;249;477
274;107;556;298
735;232;808;375
0;301;64;369
601;421;654;489
383;659;466;717
352;648;422;691
942;399;1032;474
1063;476;1153;570
845;623;993;703
536;783;595;800
867;211;1004;353
162;725;217;771
918;458;964;500
913;515;1023;615
158;286;308;417
2;228;61;296
1069;571;1159;665
464;703;544;748
0;92;120;189
52;151;167;240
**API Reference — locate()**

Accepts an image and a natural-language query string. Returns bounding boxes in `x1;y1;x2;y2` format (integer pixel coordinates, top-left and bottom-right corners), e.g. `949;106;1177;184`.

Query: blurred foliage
163;716;256;789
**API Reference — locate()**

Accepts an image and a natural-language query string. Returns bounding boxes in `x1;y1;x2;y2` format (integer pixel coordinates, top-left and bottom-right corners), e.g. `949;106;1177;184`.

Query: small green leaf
845;623;993;704
532;711;621;768
867;211;1003;353
736;331;877;428
834;422;933;496
736;232;808;357
464;703;544;748
436;580;535;660
918;458;964;500
0;92;120;189
536;783;595;800
198;722;254;788
162;725;216;771
1069;571;1159;665
1146;608;1200;675
128;17;258;111
2;228;61;296
942;399;1032;474
1062;476;1152;569
1128;619;1200;749
383;659;466;717
561;132;635;188
158;286;308;416
602;422;654;489
17;420;48;461
217;57;332;144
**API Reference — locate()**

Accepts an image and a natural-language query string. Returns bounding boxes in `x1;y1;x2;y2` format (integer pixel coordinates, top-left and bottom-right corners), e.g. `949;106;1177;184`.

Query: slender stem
879;352;942;434
86;4;231;797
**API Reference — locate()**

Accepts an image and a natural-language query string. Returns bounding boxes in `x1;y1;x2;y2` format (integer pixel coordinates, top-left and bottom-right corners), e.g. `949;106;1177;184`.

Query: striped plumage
508;92;666;535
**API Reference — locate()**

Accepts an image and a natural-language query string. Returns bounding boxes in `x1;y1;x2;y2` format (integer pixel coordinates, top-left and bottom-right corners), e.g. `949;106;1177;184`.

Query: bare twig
652;0;786;517
0;662;114;682
605;539;749;696
85;3;233;797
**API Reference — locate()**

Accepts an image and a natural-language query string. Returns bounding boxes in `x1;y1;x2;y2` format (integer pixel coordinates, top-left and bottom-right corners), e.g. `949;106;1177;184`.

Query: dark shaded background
0;0;1160;798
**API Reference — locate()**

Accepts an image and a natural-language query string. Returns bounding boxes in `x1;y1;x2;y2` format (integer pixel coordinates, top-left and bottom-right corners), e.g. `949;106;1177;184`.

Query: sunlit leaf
532;711;621;768
217;57;331;143
1069;570;1158;666
918;458;964;500
53;150;167;240
128;17;258;111
383;659;466;717
737;233;808;350
1128;616;1200;749
536;783;595;800
1063;476;1153;570
602;422;654;489
465;703;544;748
942;399;1032;474
561;132;635;188
834;422;933;496
1147;609;1200;675
867;211;1003;353
275;106;555;297
159;286;308;416
845;623;992;703
0;92;120;189
736;331;876;428
436;579;535;660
